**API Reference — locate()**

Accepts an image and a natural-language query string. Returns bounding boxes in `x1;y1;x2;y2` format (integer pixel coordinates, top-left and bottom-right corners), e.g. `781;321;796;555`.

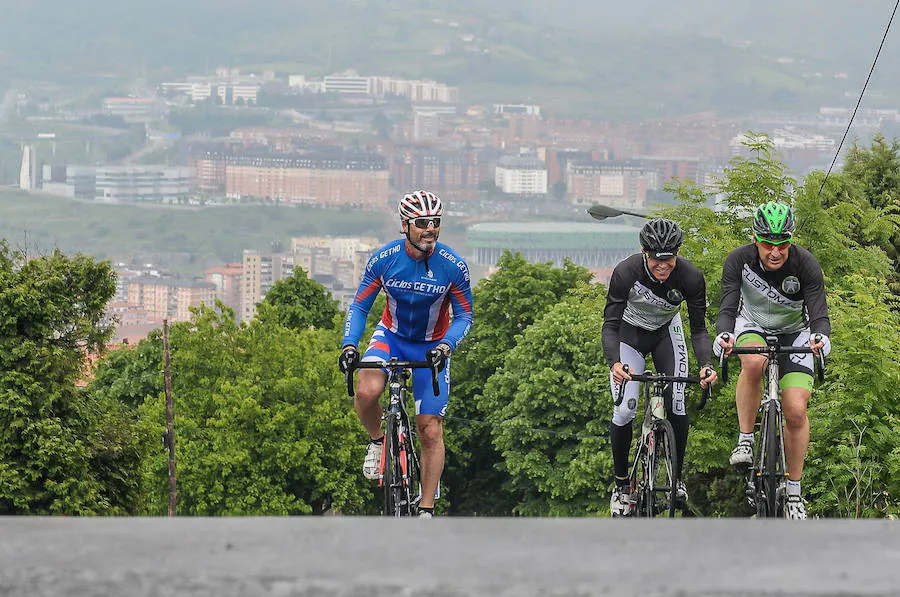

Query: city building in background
240;250;296;322
204;263;243;314
467;222;641;283
494;156;548;195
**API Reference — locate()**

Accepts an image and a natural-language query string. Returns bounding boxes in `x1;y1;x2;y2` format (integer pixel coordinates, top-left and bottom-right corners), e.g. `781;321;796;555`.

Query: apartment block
495;156;548;195
240;250;295;322
204;262;243;314
223;152;389;207
126;277;216;322
566;161;659;208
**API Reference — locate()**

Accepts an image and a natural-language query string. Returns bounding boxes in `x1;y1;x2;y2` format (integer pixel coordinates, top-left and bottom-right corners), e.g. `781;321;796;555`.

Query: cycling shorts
734;316;814;391
362;324;451;417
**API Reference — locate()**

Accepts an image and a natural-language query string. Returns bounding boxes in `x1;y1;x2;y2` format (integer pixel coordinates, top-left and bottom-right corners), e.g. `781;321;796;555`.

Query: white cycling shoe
786;495;807;520
362;440;383;480
729;439;754;466
610;487;634;517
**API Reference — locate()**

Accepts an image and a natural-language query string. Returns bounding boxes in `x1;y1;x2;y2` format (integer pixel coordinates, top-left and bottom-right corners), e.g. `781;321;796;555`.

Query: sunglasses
755;233;792;248
409;217;441;229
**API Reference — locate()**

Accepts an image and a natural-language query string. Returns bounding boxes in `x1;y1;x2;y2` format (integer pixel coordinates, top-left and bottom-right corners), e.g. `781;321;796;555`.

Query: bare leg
416;414;444;510
355;368;387;440
736;353;766;434
782;388;811;480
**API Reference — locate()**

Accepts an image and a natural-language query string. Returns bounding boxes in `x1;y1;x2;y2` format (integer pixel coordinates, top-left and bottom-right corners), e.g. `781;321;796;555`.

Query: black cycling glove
338;345;359;374
427;344;451;373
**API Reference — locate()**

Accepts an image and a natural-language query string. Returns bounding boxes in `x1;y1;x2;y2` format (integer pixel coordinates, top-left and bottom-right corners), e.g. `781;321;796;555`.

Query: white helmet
398;190;443;220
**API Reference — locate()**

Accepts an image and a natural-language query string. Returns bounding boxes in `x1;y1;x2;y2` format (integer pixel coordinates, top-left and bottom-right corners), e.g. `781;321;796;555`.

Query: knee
612;408;636;427
739;356;766;379
418;418;444;448
783;404;808;429
356;380;382;404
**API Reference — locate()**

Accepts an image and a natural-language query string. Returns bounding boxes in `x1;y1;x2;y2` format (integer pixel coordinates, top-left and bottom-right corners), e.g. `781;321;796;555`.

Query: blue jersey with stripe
342;239;474;350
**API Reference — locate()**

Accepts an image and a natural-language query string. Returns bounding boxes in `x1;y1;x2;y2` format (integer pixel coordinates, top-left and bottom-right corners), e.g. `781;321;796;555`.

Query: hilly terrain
1;0;897;119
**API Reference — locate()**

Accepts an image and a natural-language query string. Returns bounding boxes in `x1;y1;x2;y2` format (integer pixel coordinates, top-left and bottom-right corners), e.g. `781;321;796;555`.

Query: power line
815;0;900;201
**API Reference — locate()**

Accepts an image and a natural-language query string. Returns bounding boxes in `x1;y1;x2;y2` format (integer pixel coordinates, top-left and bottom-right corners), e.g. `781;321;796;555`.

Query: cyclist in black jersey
713;201;832;520
603;218;717;517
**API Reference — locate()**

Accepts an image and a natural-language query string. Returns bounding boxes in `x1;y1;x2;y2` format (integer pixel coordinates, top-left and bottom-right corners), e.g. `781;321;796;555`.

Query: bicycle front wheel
651;419;679;518
761;403;782;518
399;425;420;516
382;416;402;517
753;402;781;518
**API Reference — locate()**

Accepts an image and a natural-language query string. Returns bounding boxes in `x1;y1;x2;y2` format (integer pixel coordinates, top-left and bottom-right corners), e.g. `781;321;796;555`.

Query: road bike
719;334;825;518
616;366;711;517
346;357;440;517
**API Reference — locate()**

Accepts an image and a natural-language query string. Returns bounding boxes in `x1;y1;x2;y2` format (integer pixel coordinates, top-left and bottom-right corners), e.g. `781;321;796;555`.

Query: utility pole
163;319;177;516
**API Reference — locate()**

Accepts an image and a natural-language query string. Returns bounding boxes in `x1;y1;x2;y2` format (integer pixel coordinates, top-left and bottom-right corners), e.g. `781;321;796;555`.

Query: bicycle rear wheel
651;419;678;518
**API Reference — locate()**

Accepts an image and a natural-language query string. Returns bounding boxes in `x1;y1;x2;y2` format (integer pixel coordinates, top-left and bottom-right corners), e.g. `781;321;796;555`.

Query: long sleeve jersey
602;253;712;367
716;243;831;337
341;239;474;350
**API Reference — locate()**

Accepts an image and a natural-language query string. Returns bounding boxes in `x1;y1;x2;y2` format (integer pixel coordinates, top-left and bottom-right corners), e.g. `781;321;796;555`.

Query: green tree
134;306;374;515
0;246;149;514
258;268;339;331
445;251;592;515
838;134;900;293
481;283;611;516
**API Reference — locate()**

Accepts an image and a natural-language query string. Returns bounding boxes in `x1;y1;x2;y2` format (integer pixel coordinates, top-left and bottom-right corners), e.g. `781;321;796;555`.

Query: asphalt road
1;517;897;596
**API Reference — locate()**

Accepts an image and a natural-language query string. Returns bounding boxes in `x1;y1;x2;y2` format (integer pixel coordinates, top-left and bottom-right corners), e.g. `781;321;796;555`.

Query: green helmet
752;201;795;244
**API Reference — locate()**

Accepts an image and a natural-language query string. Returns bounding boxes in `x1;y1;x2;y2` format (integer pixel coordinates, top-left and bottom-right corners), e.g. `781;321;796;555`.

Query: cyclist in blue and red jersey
338;190;473;519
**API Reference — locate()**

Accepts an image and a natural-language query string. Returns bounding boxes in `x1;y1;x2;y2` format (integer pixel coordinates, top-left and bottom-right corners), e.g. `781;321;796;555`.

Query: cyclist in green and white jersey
713;202;832;520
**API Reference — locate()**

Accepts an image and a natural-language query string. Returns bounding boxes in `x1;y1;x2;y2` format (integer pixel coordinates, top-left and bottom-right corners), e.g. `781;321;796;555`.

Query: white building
495;156;548;195
19;145;36;190
95;166;194;203
494;104;541;116
323;72;371;95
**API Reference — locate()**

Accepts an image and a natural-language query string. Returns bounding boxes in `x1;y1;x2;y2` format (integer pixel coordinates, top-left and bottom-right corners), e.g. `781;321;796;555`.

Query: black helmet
639;218;683;259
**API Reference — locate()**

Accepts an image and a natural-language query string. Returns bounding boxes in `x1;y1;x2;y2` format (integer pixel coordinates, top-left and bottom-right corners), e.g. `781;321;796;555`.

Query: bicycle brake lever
430;365;440;398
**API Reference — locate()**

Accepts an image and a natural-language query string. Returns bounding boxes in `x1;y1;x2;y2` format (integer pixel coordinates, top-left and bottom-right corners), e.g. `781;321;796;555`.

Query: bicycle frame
346;358;439;517
617;369;709;517
720;334;825;518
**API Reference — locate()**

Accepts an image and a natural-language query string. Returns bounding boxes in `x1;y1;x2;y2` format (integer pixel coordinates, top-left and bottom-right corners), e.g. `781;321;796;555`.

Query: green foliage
838;134;900;294
131;307;374;515
444;251;591;515
481;284;611;516
805;275;900;518
0;245;149;514
258;268;339;331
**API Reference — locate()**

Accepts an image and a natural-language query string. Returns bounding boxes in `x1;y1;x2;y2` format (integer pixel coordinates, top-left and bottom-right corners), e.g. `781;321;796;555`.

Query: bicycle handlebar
614;365;714;410
717;333;826;385
345;359;440;398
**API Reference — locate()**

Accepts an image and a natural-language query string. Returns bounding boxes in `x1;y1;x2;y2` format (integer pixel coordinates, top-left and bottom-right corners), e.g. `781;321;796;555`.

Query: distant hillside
1;0;895;119
0;190;395;275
